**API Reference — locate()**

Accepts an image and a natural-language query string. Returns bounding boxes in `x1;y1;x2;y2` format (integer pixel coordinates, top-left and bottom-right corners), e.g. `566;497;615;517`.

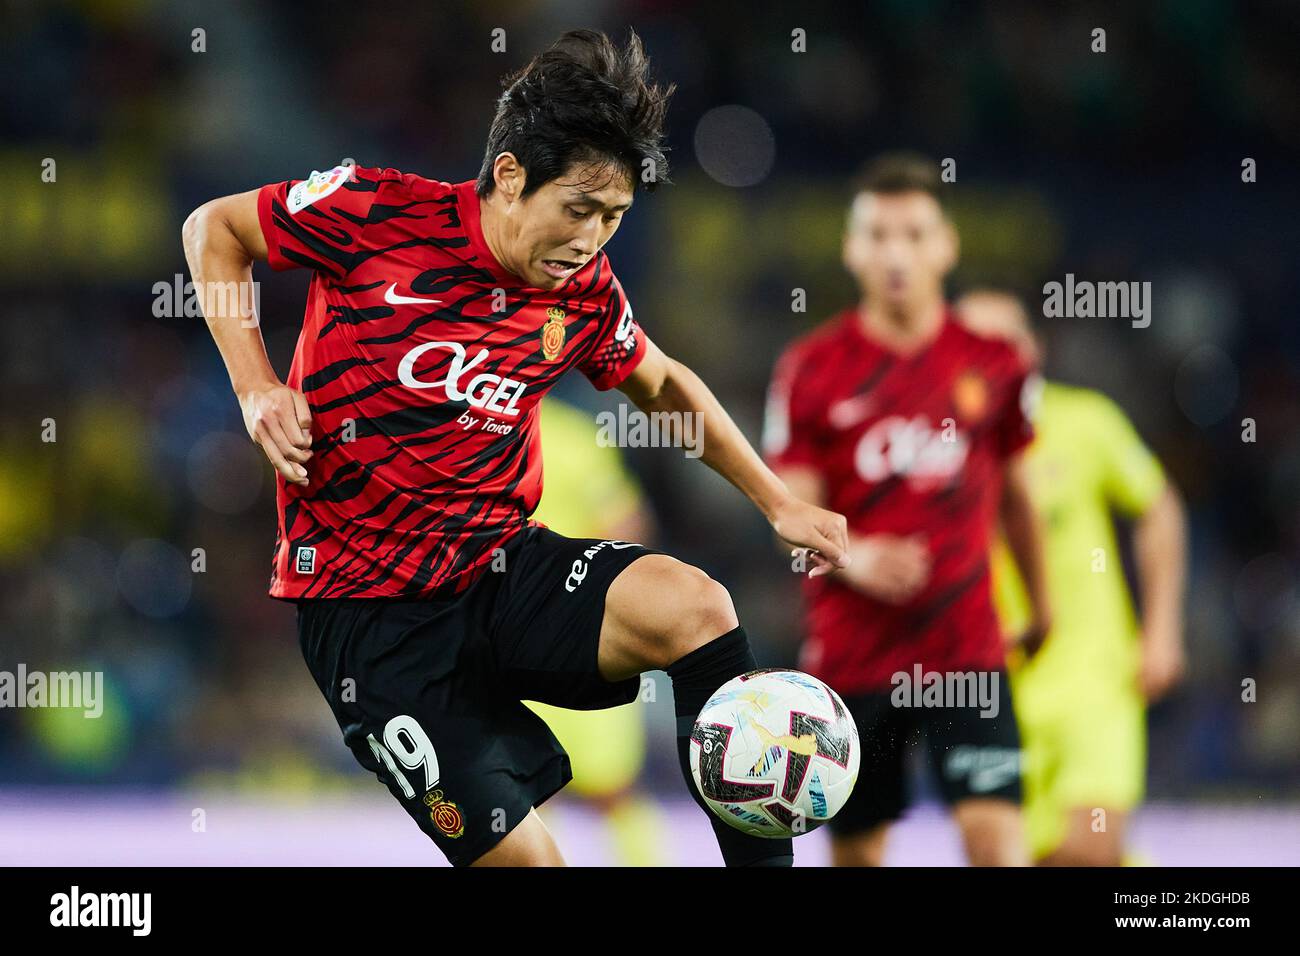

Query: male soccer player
957;289;1187;866
763;154;1050;866
181;29;848;867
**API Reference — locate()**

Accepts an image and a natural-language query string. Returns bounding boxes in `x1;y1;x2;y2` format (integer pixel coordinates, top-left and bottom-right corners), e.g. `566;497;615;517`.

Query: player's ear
939;217;959;273
492;152;526;203
1026;329;1045;368
841;197;862;272
841;219;864;275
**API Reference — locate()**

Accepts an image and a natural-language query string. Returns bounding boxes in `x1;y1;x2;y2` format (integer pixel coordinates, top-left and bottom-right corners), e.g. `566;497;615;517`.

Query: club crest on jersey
952;370;989;421
287;165;352;215
423;789;464;838
541;307;567;361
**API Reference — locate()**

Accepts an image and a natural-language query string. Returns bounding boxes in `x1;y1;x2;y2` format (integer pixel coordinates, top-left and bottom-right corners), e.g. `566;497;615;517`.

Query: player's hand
240;382;313;486
841;534;931;604
1012;616;1051;660
771;497;850;578
1138;630;1186;702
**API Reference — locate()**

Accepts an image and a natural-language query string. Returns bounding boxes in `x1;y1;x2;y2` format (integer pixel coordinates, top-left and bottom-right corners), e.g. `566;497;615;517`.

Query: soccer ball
689;668;860;837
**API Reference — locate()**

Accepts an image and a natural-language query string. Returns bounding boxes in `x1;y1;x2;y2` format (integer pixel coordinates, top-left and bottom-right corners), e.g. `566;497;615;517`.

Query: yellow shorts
524;699;646;799
1011;678;1146;860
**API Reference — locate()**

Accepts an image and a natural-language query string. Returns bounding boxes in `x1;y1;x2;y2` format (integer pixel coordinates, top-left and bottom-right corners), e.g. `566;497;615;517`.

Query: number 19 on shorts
367;715;440;799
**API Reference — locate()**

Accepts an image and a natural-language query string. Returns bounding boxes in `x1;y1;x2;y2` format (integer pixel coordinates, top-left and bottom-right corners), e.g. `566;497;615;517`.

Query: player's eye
566;206;589;220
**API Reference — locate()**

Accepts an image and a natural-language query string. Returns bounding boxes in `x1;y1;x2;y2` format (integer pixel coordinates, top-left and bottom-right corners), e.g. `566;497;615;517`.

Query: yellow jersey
992;381;1165;708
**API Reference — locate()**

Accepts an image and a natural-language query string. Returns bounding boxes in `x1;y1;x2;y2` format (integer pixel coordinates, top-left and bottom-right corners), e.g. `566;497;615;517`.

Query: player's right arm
762;348;929;599
775;464;930;601
181;190;313;486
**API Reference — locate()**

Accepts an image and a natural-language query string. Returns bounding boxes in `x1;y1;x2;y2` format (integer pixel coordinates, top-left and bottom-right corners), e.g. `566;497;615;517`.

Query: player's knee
1079;844;1123;867
665;568;738;662
1039;809;1125;866
957;804;1026;866
961;822;1019;868
964;832;1013;866
471;810;565;867
1054;833;1123;867
831;832;887;867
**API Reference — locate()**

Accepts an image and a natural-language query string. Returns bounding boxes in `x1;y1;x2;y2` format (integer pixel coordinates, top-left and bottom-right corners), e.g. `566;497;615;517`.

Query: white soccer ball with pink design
690;669;860;837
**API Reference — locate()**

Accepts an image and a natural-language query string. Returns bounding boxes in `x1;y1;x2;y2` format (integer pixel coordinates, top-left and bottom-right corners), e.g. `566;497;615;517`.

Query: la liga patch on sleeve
287;165;353;215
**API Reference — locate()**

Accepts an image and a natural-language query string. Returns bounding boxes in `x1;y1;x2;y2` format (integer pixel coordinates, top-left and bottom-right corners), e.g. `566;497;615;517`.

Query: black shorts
829;670;1022;836
296;526;659;866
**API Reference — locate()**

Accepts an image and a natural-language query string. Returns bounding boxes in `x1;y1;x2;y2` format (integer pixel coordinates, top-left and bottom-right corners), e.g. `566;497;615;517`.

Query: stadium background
1;0;1297;864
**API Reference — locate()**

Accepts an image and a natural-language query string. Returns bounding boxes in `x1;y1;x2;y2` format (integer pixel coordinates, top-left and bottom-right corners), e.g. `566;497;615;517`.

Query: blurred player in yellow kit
957;290;1188;866
524;397;665;866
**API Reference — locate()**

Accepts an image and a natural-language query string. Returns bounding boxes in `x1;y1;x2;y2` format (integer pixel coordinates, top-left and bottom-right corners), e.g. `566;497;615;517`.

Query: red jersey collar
843;303;955;359
455;180;522;287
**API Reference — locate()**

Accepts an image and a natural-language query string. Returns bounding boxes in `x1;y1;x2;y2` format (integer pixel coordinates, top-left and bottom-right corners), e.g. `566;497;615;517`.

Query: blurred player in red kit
763;154;1051;866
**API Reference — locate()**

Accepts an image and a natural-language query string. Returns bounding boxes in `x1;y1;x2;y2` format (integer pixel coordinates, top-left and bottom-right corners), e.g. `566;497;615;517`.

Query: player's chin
529;266;564;290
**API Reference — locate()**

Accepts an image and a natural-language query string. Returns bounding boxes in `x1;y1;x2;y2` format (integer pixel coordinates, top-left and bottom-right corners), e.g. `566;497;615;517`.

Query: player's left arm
999;454;1052;657
618;337;850;577
1131;482;1188;701
1090;391;1188;700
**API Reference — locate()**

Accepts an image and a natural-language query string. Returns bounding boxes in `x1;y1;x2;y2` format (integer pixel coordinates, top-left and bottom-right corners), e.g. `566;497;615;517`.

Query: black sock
666;625;794;867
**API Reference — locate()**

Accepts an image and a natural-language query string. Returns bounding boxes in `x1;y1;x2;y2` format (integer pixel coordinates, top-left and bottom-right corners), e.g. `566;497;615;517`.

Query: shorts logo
564;539;640;593
827;393;875;430
287;166;352;215
541;307;566;361
944;746;1021;794
423;789;464;838
295;547;316;574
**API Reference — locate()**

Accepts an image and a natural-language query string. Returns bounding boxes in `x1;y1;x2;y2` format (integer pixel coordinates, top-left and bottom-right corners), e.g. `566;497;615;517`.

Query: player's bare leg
830;823;890;866
470;808;565;867
597;555;738;677
952;798;1028;866
1038;807;1127;866
598;554;794;866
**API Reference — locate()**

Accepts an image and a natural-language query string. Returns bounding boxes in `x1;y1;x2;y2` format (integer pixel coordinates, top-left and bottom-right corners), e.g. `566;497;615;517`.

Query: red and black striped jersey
763;307;1034;693
255;165;645;599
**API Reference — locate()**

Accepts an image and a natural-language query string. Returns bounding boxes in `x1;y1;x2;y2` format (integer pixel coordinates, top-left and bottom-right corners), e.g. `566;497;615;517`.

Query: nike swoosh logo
828;395;875;429
950;753;1020;793
384;283;442;306
969;763;1019;793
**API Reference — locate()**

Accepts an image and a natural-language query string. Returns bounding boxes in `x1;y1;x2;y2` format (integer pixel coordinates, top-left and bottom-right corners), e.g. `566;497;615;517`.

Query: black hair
852;151;947;206
476;28;674;198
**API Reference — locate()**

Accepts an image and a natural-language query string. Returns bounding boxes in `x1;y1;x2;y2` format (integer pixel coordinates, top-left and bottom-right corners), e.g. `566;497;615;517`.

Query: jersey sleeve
1090;393;1166;517
256;164;385;278
992;370;1041;459
577;271;646;391
762;343;826;471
